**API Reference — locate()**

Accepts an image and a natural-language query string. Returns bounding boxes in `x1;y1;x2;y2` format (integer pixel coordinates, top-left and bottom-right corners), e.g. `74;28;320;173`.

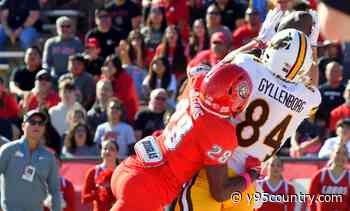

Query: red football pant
110;160;171;211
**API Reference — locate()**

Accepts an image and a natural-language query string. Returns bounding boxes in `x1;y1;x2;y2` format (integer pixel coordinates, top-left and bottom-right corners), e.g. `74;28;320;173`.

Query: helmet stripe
286;32;307;80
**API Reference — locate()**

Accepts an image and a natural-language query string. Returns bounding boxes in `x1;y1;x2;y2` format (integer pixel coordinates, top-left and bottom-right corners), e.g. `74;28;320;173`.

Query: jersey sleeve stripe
286;32;307;80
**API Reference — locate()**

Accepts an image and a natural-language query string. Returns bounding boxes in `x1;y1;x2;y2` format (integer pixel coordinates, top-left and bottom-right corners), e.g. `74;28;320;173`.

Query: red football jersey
308;168;350;211
255;178;295;211
157;100;237;185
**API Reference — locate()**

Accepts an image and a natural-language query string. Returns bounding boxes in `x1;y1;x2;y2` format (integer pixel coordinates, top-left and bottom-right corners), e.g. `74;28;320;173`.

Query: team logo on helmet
271;32;293;50
238;82;250;99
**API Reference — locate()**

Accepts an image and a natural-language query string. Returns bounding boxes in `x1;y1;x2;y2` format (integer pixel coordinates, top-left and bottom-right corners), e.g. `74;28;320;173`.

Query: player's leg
175;171;222;211
111;198;163;211
111;163;164;211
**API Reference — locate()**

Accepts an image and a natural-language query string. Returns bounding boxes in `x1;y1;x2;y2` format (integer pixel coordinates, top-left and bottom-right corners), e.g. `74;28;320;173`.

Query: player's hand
309;10;320;47
245;156;262;173
257;7;284;44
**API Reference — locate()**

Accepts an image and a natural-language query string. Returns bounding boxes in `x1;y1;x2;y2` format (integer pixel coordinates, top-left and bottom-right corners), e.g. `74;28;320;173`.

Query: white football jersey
228;53;321;169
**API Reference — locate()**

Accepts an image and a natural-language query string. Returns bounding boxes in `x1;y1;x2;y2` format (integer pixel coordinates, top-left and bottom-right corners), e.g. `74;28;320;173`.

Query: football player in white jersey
174;29;321;211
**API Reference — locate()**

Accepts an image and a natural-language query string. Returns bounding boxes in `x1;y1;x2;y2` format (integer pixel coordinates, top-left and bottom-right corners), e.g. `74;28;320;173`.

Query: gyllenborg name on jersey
258;78;306;113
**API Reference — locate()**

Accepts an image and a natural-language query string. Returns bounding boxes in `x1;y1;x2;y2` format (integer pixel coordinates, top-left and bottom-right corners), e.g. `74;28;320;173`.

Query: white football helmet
261;29;313;82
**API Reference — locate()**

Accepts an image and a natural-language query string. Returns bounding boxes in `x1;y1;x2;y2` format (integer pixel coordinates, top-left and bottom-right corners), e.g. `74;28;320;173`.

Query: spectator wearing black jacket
85;6;126;59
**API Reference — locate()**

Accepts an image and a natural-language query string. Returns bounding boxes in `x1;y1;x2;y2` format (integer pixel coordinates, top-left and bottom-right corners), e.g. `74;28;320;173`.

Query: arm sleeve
81;167;98;203
7;95;20;118
48;156;61;211
126;78;139;123
308;171;322;211
65;180;76;211
199;117;236;166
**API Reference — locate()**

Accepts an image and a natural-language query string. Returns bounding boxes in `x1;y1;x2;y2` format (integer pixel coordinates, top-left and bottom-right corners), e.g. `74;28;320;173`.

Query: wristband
240;172;252;189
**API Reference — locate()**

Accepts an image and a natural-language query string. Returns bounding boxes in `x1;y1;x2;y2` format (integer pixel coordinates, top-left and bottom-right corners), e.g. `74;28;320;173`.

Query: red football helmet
198;63;252;118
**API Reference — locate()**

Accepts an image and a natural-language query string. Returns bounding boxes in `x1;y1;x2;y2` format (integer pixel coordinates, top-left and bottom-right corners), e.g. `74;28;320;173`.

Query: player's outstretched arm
222;40;260;63
205;164;259;202
222;7;284;64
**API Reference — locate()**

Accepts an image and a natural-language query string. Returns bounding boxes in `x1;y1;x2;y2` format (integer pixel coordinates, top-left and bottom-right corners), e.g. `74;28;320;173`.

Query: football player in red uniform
308;144;350;211
110;63;257;211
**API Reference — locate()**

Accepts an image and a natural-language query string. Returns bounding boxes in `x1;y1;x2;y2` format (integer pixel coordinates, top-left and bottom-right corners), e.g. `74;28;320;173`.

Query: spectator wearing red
82;139;118;211
186;18;210;60
329;82;350;133
44;155;76;211
100;55;139;124
0;77;19;119
155;25;187;80
22;70;60;112
232;8;261;49
141;6;167;65
256;156;295;211
187;32;230;68
309;144;350;211
156;0;189;40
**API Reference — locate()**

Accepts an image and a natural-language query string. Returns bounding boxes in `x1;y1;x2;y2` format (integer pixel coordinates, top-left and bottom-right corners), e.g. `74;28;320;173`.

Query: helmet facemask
262;29;313;83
